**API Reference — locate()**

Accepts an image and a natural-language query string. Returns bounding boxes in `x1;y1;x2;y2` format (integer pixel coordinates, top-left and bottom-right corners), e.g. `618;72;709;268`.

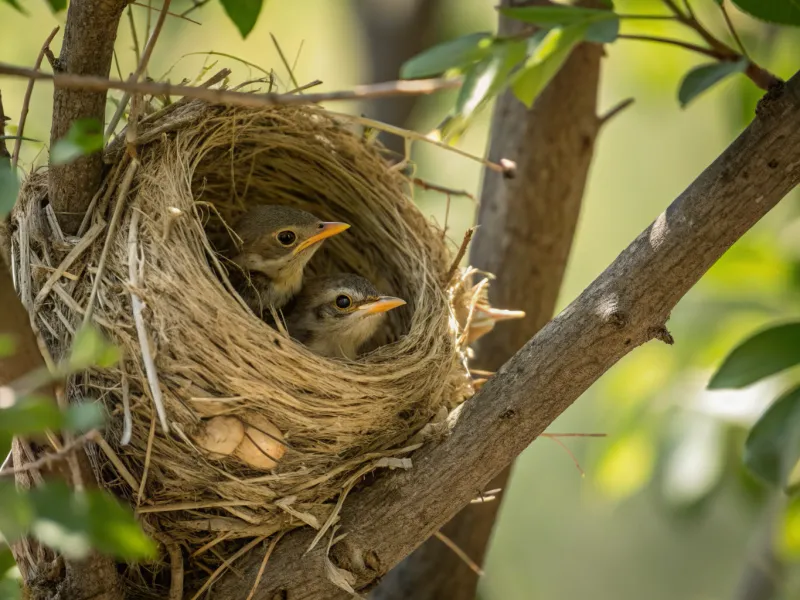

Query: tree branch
0;62;460;111
212;67;800;600
47;0;134;235
373;0;604;595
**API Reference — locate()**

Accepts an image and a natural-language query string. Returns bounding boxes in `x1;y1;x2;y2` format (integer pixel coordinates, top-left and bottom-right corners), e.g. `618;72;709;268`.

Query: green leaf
400;32;494;79
219;0;264;38
743;385;800;491
678;59;748;108
511;24;588;107
708;322;800;389
1;0;26;14
64;402;105;433
0;396;63;435
0;159;19;219
439;39;527;142
85;490;156;560
44;0;66;12
66;325;121;372
730;0;800;26
50;119;105;166
30;484;92;559
500;5;614;26
585;14;620;43
0;483;34;542
0;334;16;358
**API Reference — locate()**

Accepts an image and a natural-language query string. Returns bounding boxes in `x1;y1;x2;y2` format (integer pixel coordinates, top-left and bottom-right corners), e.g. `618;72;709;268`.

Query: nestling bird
228;205;350;316
286;274;407;359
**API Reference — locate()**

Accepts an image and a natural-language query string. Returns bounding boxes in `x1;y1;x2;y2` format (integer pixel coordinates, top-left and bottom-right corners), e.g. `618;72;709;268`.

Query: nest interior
11;100;474;571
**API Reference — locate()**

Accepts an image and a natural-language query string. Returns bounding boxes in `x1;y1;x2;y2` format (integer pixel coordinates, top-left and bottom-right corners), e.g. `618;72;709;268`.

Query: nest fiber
11;100;474;569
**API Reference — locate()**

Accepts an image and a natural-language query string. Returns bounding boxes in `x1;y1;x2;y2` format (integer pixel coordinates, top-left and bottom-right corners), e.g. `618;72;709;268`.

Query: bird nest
10;97;479;583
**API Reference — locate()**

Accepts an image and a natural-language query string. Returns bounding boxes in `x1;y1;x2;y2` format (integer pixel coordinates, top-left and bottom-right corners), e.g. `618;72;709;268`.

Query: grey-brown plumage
286;274;406;359
227;205;350;316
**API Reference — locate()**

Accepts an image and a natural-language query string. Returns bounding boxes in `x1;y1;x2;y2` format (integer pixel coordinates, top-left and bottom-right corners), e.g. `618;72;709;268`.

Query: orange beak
357;296;407;315
293;222;351;255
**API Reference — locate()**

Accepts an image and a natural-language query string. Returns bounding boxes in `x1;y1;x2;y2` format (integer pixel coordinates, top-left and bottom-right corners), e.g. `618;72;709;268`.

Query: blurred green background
2;0;800;598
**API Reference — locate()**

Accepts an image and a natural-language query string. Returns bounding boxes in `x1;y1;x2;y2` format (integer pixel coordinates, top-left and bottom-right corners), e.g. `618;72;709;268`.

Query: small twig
131;1;200;25
719;1;748;58
180;0;210;18
190;536;267;600
90;430;141;490
12;26;59;170
617;34;724;59
154;535;184;600
0;430;96;477
270;33;300;91
598;97;635;126
0;62;461;109
445;227;475;286
246;533;285;600
127;6;141;66
128;208;170;434
412;178;476;201
137;412;156;505
543;433;607;438
328;111;507;174
433;531;484;577
107;0;172;137
286;79;323;95
83;162;139;325
540;434;585;476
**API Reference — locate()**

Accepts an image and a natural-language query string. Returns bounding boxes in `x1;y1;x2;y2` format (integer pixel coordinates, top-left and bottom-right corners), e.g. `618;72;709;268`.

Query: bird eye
276;230;296;246
335;295;352;309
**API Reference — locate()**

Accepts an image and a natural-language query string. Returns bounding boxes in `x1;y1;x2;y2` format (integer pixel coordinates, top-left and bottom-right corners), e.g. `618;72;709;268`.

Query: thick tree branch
213;72;800;599
373;1;604;596
48;0;130;235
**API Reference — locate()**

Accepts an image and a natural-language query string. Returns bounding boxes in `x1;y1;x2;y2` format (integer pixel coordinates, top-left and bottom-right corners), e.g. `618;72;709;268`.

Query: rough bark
373;8;603;599
212;71;800;600
48;0;127;235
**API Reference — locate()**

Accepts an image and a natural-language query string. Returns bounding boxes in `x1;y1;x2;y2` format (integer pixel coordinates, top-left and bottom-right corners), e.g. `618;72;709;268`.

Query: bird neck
268;268;304;309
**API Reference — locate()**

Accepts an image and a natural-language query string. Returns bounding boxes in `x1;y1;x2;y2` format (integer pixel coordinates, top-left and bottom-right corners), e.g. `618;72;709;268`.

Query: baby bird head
230;205;350;280
289;274;407;359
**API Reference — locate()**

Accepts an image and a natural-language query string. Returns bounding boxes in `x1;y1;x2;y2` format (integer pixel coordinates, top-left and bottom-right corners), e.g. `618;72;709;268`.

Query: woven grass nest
11;96;480;580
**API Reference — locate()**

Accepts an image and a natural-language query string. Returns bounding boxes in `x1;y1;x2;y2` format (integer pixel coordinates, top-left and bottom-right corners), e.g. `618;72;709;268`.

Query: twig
189;536;267;600
617;34;724;59
445;227;475;286
719;1;748;58
90;430;140;490
137;412;156;505
12;26;60;170
0;62;461;108
270;33;300;91
128;208;170;434
327;111;508;174
83;162;139;325
127;6;141;66
131;1;200;25
286;79;323;95
0;430;96;477
107;0;172;137
412;178;476;201
246;533;285;600
156;535;184;600
540;434;585;476
598;97;635;126
433;531;484;577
